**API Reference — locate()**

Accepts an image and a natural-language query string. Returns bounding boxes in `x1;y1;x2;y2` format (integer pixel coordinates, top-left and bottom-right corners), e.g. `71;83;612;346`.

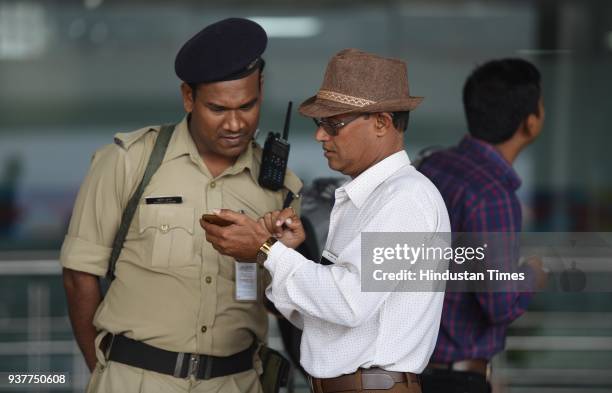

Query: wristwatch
256;237;278;265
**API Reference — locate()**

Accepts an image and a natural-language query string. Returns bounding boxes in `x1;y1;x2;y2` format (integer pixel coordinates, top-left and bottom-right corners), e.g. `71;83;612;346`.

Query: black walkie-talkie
259;101;292;191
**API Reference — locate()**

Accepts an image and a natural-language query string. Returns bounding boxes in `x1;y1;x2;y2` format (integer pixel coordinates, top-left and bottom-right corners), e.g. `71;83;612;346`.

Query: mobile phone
201;214;233;227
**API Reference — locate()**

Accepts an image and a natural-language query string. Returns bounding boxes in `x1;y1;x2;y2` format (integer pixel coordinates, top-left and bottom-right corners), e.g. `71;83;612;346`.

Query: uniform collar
338;150;411;208
221;141;258;183
163;116;258;182
163;116;196;163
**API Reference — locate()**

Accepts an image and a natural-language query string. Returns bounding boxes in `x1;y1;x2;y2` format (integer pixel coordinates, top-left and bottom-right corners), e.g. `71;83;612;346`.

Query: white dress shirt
264;151;451;378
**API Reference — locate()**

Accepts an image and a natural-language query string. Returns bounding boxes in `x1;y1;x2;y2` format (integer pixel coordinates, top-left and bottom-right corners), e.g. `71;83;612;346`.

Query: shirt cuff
264;242;309;290
263;241;284;268
263;242;309;324
60;235;111;277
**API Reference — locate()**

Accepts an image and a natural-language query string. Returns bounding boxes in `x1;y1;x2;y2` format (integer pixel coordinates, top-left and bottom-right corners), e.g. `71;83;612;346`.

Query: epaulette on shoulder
284;168;303;195
113;126;160;150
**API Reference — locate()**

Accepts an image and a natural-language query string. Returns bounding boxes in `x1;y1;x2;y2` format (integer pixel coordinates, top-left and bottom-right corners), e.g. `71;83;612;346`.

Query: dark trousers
421;369;490;393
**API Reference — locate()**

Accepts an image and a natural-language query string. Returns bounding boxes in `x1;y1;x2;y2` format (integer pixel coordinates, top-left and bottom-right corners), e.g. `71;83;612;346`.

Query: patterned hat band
316;90;376;108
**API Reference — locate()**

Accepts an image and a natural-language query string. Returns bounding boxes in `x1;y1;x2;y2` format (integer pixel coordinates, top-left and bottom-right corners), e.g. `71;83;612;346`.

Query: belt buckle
184;354;213;380
361;373;394;390
173;353;203;380
187;354;200;379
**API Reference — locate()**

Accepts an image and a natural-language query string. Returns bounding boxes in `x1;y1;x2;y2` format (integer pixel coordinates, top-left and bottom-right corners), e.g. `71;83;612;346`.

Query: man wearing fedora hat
202;49;451;393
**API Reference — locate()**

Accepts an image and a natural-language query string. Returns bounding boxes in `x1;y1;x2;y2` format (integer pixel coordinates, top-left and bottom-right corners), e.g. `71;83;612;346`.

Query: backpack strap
106;124;176;280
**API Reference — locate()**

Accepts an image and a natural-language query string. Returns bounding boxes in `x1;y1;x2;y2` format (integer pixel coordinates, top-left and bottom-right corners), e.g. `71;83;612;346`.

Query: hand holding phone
201;214;233;227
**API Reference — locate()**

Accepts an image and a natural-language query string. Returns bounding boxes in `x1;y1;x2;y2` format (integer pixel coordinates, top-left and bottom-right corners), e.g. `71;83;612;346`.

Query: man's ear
374;113;394;136
524;112;541;139
180;83;194;113
258;71;265;98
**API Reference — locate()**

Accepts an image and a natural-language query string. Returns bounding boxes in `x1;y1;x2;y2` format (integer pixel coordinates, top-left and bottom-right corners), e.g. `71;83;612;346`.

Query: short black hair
463;58;541;144
189;60;265;100
364;112;410;132
391;111;410;132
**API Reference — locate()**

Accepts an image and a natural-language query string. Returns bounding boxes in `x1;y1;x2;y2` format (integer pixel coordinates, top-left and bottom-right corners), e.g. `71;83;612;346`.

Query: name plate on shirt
320;249;338;265
145;196;183;204
235;261;257;302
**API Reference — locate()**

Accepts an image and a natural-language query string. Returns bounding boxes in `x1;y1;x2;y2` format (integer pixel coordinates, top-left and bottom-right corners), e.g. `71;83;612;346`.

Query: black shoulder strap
106;124;176;280
282;191;295;209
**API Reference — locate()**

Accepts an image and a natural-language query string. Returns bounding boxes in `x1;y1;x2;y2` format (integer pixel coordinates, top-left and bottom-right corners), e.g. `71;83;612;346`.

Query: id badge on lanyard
235;261;258;302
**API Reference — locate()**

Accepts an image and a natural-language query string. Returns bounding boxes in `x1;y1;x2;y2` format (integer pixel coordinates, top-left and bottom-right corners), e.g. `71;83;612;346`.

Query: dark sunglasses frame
313;112;396;136
312;113;364;136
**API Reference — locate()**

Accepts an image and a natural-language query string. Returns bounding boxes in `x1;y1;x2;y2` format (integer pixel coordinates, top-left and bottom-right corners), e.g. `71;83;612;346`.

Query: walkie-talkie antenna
282;101;292;141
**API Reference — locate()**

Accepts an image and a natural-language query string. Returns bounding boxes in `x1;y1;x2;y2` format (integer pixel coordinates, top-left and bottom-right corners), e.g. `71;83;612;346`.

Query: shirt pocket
138;205;195;267
224;187;279;221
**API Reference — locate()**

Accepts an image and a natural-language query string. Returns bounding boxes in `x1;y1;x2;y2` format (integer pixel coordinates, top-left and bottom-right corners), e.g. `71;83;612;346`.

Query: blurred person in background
60;17;301;393
419;58;548;393
0;155;22;237
202;48;450;393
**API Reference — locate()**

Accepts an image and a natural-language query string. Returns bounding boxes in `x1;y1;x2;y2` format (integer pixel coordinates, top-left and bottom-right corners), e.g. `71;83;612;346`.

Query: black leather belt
427;359;488;376
101;334;254;380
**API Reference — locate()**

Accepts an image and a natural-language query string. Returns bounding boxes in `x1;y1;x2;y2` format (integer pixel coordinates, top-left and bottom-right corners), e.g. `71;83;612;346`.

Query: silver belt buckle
180;353;214;380
362;373;395;390
187;354;200;379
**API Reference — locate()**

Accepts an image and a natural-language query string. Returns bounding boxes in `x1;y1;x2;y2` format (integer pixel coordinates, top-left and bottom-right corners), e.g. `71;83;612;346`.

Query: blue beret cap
175;18;267;84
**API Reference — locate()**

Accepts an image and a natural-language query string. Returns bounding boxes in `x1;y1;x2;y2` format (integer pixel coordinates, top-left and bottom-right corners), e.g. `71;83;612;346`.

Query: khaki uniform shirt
60;117;302;356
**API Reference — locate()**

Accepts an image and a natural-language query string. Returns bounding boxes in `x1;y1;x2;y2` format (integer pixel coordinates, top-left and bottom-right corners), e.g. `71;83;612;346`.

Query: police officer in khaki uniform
60;18;301;393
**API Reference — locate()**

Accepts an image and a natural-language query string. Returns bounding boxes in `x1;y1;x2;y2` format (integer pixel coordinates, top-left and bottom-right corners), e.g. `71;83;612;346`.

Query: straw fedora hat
299;49;423;118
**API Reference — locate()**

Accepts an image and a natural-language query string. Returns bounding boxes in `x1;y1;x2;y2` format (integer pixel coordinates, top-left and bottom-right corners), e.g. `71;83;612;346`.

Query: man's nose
223;110;244;132
314;126;330;142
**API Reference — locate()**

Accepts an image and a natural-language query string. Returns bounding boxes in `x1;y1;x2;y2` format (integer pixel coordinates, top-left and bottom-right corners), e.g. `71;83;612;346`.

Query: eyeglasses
312;113;364;136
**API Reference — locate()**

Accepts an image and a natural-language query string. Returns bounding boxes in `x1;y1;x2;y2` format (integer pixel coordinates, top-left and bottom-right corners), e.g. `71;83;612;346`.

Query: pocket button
160;224;169;233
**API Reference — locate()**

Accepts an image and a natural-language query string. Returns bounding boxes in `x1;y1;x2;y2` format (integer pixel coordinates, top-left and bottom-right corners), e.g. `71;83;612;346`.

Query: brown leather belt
310;368;420;392
428;359;487;376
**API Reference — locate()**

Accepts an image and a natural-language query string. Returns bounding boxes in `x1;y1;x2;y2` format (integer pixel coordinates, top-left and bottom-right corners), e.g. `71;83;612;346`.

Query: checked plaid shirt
419;135;533;362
